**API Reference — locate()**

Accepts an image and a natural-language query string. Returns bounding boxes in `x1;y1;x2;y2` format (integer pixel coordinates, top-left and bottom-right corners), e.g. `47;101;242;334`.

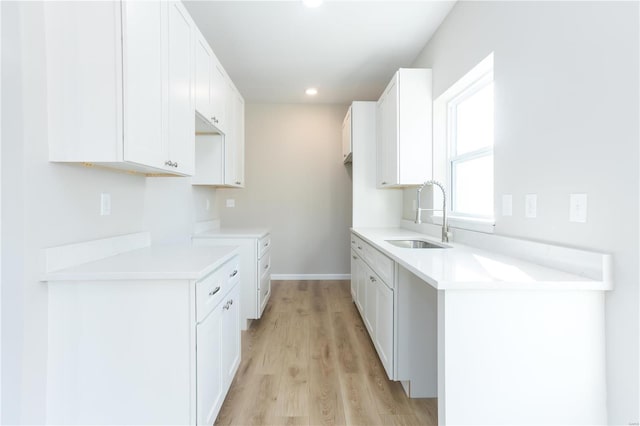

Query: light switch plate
226;199;235;208
100;193;111;216
502;194;513;216
525;194;537;218
569;193;587;223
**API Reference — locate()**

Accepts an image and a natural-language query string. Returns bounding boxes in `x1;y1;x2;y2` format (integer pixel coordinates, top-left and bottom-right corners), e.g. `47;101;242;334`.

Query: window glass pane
454;82;494;155
453;155;493;216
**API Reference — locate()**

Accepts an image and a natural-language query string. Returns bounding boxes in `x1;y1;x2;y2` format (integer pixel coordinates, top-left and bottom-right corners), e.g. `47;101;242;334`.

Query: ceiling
184;1;456;104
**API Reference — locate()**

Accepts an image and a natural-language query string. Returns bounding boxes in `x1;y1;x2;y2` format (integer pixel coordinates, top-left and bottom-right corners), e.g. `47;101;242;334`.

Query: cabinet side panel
352;102;402;227
46;280;192;424
44;2;122;162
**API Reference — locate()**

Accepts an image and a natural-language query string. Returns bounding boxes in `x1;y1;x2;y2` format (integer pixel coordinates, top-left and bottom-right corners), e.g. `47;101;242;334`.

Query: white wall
215;103;352;276
405;2;639;424
1;3;217;423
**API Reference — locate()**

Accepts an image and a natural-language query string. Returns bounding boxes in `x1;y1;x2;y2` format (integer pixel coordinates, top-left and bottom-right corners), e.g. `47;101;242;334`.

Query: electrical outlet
100;193;111;216
226;199;235;208
569;193;587;223
525;194;537;218
502;194;513;216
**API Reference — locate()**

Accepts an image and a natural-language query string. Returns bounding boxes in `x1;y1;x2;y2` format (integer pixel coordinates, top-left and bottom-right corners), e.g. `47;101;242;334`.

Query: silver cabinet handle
174;162;178;168
229;299;233;305
351;240;355;243
264;242;269;247
165;160;172;166
209;286;221;296
223;301;230;310
235;181;241;185
369;276;376;282
352;255;357;259
264;264;269;270
229;270;238;278
357;246;362;250
381;181;387;185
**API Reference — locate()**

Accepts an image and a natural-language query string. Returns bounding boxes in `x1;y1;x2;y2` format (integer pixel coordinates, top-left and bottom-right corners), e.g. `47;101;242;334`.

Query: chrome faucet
415;180;450;243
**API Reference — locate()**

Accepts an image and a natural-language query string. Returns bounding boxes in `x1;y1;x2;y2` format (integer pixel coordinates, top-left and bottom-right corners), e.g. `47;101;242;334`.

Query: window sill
432;215;495;234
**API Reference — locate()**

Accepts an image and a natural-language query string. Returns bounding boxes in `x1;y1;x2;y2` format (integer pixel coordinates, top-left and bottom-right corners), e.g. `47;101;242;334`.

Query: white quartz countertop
193;227;270;239
351;228;611;291
44;244;240;282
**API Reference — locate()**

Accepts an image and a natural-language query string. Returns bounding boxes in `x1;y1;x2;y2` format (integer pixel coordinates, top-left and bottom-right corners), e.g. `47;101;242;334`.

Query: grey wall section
1;3;218;423
215;103;352;276
405;2;639;424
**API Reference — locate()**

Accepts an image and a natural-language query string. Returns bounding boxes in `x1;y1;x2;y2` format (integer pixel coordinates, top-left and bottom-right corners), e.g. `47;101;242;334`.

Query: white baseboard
271;274;351;281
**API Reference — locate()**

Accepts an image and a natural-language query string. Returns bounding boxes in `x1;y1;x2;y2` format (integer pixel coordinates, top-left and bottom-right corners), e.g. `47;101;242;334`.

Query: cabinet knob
209;286;221;296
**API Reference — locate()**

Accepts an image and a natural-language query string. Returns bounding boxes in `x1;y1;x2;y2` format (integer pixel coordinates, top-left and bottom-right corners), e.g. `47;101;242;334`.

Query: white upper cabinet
224;88;245;187
44;1;195;176
195;32;214;123
376;68;433;188
167;1;195;175
342;106;353;163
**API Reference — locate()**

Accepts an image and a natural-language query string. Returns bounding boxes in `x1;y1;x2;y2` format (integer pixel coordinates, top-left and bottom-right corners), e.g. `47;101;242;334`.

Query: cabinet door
195;32;213;121
377;79;399;187
375;279;394;379
364;271;377;334
167;1;195;175
355;257;366;315
350;250;358;300
196;306;224;426
211;63;228;132
122;0;168;170
222;285;241;389
224;87;244;187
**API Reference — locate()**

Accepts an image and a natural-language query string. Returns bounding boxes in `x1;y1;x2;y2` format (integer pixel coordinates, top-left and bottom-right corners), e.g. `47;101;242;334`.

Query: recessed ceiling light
302;0;323;8
305;88;318;96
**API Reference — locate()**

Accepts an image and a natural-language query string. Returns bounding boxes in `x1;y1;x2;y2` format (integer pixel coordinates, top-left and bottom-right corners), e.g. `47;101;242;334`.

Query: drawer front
352;235;366;257
258;234;271;259
258;251;271;278
196;255;240;323
196;267;227;323
366;245;394;287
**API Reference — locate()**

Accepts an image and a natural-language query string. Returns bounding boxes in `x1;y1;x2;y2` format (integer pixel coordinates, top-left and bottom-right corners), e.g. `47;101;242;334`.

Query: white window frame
447;72;494;220
431;53;495;234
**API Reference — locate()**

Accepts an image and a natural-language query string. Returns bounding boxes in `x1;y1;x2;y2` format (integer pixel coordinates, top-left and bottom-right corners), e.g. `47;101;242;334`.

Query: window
448;72;494;219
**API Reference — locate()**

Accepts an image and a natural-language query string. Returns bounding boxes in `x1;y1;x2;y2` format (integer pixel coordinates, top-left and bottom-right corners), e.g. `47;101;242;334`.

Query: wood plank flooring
215;280;437;426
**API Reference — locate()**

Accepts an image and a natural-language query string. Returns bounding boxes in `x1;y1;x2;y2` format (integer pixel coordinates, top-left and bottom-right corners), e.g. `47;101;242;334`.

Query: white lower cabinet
193;230;272;330
198;283;240;425
197;303;224;426
374;277;394;378
350;233;395;379
45;252;241;425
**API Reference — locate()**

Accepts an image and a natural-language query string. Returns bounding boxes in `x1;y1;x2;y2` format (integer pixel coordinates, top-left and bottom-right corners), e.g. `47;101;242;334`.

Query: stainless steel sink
385;239;450;249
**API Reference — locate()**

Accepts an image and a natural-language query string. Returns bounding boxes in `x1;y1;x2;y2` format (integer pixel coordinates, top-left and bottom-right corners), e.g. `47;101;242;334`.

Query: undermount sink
386;239;450;249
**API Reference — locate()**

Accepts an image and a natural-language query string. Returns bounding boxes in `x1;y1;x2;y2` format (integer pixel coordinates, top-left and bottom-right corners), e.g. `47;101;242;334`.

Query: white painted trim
193;219;220;234
271;274;351;281
42;232;150;276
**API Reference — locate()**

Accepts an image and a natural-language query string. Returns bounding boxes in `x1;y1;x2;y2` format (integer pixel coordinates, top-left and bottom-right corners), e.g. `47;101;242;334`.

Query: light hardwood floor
214;280;438;426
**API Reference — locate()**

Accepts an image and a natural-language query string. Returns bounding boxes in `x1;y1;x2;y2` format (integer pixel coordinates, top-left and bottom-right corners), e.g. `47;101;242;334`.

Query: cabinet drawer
259;251;271;278
196;255;239;324
365;245;394;288
258;234;271;259
352;235;366;256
